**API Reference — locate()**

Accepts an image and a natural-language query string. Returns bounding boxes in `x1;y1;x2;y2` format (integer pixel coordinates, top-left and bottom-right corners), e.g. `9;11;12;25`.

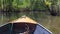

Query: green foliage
0;0;3;9
30;0;47;10
44;0;52;6
0;0;13;9
3;0;9;9
12;0;31;9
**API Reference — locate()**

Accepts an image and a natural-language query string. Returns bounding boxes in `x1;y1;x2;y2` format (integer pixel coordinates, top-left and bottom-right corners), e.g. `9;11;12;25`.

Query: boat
0;15;52;34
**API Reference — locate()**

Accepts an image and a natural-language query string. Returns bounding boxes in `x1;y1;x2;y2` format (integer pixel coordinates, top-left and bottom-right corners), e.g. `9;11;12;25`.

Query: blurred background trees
0;0;60;16
0;0;60;17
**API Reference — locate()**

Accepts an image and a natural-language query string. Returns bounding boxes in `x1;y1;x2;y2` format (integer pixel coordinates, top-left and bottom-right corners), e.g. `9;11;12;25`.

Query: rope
25;24;29;33
10;23;13;34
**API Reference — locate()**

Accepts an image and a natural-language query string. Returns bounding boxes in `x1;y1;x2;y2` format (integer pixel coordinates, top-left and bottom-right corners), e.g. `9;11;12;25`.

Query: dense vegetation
0;0;60;17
